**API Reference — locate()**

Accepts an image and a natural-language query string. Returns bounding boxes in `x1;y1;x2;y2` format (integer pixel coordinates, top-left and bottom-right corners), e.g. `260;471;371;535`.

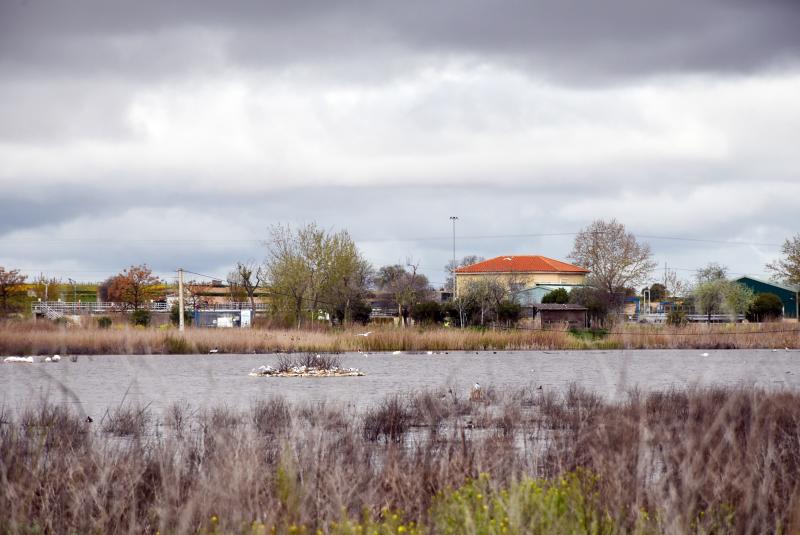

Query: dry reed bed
611;322;800;349
2;385;800;533
1;321;799;355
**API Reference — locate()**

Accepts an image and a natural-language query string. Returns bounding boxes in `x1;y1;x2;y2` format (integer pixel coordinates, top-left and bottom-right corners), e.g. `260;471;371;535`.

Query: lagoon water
2;350;800;418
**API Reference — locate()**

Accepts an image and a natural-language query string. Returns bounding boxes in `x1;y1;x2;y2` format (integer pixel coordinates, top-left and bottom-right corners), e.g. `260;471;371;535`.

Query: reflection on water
1;349;799;417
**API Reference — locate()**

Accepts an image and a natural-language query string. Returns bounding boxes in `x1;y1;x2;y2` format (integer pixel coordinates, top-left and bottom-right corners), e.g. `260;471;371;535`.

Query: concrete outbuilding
525;303;588;329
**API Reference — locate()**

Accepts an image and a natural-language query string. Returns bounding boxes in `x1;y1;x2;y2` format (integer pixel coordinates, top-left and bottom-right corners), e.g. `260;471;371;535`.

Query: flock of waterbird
3;354;64;363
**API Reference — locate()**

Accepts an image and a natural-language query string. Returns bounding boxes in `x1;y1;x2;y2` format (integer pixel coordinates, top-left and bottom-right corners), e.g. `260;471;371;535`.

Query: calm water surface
2;350;799;417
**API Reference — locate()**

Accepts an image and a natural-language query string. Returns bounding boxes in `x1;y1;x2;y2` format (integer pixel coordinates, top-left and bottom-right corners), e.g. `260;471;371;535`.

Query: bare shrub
276;354;294;373
2;386;800;532
299;352;341;370
408;389;451;431
164;399;192;435
102;403;151;436
252;396;292;435
363;395;410;442
207;405;240;429
19;401;89;449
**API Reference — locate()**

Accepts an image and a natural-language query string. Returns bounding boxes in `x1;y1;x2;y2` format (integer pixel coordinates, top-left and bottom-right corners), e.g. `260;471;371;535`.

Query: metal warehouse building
733;275;799;319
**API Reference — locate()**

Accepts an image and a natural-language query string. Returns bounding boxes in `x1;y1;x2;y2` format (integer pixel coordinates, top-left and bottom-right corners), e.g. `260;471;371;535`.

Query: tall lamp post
449;216;458;298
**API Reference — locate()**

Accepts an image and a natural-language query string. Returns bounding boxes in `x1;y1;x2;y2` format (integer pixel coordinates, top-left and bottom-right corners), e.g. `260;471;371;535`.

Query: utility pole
177;268;185;332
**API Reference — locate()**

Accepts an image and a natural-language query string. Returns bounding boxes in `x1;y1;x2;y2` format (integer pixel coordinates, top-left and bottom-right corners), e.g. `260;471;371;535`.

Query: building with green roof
732;275;799;319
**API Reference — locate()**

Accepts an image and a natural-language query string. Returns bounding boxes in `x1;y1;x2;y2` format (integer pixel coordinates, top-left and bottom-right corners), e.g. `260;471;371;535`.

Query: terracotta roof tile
455;255;589;274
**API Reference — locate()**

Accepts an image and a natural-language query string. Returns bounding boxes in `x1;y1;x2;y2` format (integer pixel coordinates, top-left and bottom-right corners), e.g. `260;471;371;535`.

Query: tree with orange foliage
0;266;27;315
107;264;164;310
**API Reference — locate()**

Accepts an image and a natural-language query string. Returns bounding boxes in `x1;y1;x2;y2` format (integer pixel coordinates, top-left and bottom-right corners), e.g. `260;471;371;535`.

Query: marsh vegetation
1;320;799;356
2;385;800;533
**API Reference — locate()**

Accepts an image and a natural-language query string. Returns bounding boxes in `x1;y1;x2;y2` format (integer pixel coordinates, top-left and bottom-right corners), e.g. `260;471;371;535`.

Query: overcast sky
1;0;799;288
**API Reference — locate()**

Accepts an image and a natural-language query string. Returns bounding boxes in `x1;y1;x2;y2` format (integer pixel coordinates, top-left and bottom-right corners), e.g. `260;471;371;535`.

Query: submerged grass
1;320;799;355
2;385;800;533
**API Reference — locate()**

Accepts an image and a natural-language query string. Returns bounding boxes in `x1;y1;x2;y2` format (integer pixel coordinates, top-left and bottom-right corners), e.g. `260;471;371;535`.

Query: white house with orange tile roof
454;255;589;298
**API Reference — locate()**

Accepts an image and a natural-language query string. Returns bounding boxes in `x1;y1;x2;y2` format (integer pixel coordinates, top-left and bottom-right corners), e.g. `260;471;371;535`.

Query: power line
0;231;785;247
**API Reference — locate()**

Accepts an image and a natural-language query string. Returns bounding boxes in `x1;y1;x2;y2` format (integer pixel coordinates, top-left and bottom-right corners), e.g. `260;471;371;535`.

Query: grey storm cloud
2;0;800;81
1;0;799;284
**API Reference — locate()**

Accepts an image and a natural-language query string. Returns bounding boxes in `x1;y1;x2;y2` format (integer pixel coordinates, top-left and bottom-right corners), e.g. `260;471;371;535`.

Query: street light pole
450;216;458;298
178;268;185;332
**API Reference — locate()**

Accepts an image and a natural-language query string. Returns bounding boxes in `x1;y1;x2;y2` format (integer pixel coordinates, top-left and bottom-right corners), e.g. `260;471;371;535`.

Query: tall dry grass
1;319;798;355
2;386;800;533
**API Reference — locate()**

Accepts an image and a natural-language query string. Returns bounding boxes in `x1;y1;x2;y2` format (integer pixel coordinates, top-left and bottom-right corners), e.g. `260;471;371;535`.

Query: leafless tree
766;234;800;285
695;262;728;283
228;261;265;316
444;255;484;292
375;260;433;327
568;219;657;312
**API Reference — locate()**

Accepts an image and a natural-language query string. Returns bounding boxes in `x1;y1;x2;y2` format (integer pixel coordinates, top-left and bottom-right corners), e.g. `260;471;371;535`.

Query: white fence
638;313;746;324
32;301;268;318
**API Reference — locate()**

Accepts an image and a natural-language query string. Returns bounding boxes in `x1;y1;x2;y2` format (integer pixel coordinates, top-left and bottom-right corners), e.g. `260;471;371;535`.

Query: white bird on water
701;352;710;357
356;331;372;337
4;356;34;363
209;347;219;354
52;354;61;362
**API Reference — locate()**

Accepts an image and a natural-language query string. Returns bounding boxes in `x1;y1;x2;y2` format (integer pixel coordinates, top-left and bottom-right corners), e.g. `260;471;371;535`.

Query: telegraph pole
177;268;185;332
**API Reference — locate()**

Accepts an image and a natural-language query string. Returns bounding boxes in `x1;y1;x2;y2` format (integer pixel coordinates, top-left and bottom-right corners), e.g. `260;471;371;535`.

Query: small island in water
249;353;364;377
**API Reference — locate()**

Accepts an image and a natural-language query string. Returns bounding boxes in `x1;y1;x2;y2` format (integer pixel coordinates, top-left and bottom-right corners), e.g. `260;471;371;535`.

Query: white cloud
2;60;799;282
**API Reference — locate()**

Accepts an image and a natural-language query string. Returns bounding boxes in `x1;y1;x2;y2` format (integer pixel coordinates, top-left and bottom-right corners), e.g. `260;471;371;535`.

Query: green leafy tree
568;287;610;326
568;219;657;313
410;301;445;325
334;298;372;326
0;267;27;315
766;234;800;285
666;309;688;326
170;303;192;327
322;238;373;325
131;309;151;327
747;293;784;322
542;288;569;304
496;300;522;325
693;279;754;321
649;283;667;301
265;223;371;328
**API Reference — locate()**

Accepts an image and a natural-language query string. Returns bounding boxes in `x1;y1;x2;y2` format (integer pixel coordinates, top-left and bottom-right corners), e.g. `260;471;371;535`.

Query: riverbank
1;320;799;355
2;385;798;533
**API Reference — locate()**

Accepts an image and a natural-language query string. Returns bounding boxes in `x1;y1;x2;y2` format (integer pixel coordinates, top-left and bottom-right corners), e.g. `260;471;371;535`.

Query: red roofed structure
455;256;588;275
454;255;589;297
